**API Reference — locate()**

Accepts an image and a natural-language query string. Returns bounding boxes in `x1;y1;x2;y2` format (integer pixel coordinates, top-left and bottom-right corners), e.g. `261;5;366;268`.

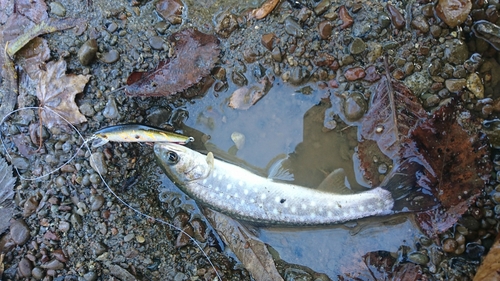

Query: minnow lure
91;124;194;147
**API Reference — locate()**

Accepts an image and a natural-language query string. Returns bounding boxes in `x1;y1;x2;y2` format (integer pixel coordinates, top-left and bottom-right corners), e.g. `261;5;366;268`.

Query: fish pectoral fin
317;168;353;194
206;152;215;170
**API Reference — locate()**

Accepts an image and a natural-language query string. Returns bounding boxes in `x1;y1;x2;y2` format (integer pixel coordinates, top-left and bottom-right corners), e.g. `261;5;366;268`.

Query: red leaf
125;28;220;97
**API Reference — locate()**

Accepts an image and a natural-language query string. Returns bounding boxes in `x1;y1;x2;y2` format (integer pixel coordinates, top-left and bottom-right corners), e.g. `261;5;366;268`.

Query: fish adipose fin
206;152;215;170
381;159;439;213
317;168;354;194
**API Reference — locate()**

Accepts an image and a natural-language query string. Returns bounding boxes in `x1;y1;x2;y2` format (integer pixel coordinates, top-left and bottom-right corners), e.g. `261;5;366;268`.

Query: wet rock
349;37;366;55
261;33;275;50
78;39;98;66
443;238;458;253
378;13;391;29
100;49;120;64
103;97;119;119
156;0;183;24
318;20;332;39
58;221;70;232
42;259;64;270
423;94;440;108
11;156;29;170
23;195;40;217
136;235;145;243
70;213;83;229
83;271;98;281
49;2;66;17
271;47;282;62
472;20;500;51
108;264;136;281
231;71;248;87
191;218;206;242
445;78;466;93
79;103;95;117
339;6;353;29
435;0;471;28
284;17;303;37
343;92;367;121
53;249;69;263
430;25;442;38
231;132;245;150
363;65;381;82
18;258;33;277
32;266;45;280
289;67;308;85
10;219;30;245
386;4;405;30
408;252;430;265
467;73;484;99
149;36;164;50
344;67;365;81
215;13;239;38
411;15;429;33
443;39;469;65
90;152;108;174
124;233;135;242
404;71;432;96
314;0;330;15
90;194;105;211
466;242;485;259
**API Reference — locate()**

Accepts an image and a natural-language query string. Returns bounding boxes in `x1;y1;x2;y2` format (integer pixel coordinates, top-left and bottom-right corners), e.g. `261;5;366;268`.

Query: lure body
92;124;194;147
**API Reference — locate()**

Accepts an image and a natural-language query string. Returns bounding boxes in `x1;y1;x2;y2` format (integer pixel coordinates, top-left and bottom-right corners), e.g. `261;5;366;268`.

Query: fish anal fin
317;168;353;194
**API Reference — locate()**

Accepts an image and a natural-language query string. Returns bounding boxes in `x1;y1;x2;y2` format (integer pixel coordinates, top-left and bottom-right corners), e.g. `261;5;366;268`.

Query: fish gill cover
125;28;220;97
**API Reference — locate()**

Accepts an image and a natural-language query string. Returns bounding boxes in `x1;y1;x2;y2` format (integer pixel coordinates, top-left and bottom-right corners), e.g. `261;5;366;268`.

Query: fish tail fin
380;159;439;213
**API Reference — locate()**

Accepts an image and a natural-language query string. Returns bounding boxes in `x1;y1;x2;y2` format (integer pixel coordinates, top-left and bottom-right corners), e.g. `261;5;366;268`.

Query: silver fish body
154;143;394;226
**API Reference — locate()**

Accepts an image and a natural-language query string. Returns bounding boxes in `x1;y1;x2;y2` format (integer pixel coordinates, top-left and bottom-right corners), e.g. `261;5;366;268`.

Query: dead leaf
473;232;500;281
125;28;220;97
250;0;281;20
204;208;284;281
0;156;16;235
17;37;50;80
15;0;48;24
36;59;90;128
361;251;425;281
228;76;272;110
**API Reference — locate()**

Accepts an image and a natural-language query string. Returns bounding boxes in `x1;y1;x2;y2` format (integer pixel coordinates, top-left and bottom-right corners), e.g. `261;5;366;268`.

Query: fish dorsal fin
206;152;215;170
317;168;353;194
267;154;294;182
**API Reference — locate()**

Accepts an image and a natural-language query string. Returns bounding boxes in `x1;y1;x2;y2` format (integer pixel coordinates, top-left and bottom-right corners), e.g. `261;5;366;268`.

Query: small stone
343;92;367;121
289;67;308;85
344;67;366;81
103;97;119;119
41;259;64;270
318;20;333;39
442;238;458;253
271;47;282;62
136;235;145;243
445;79;467;93
284;17;303;37
261;33;275;51
107;22;118;33
49;2;66;17
90;152;108;174
435;0;471;28
84;271;98;281
124;233;135;242
100;49;120;64
338;6;353;29
408;252;430;265
90;194;105;211
149;36;164;50
156;0;184;24
58;221;70;232
349;37;366;55
467;73;484;98
79;103;95;117
18;258;33;277
386;4;405;30
443;39;469;65
10;219;31;245
77;39;98;66
411;15;429;33
314;0;330;15
231;132;245;150
423;94;440;108
32;267;45;280
11;156;29;170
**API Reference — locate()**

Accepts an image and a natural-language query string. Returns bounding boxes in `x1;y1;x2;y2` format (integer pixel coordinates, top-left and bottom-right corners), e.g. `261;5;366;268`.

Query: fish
154;143;396;226
91;124;194;147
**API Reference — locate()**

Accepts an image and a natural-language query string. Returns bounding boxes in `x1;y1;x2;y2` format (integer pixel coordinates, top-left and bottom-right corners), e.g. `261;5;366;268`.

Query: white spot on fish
215;187;219;192
283;202;289;208
327;211;333;217
301;203;307;210
273;208;278;215
250;198;255;203
239;181;243;186
291;206;297;213
310;201;316;207
311;213;316;218
359;205;365;211
212;171;217;177
218;174;222;180
275;196;281;203
261;194;267;200
227;184;232;190
202;179;207;184
208;184;212;189
241;199;245;205
226;194;230;199
244;189;249;195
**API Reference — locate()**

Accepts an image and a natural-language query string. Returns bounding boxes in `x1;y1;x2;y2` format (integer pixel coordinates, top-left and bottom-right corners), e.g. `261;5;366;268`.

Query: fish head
154;143;211;183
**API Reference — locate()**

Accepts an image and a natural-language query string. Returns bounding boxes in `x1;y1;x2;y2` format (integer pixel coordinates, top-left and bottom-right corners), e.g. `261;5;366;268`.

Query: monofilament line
0;106;222;280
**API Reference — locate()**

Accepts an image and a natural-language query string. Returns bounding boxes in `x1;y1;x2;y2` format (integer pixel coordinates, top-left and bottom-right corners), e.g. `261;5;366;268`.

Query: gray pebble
11;156;29;170
18;258;33;277
124;233;135;242
107;22;118;33
108;264;136;281
90;194;105;211
404;71;432;96
90;152;108;174
70;213;83;230
103;97;120;119
284;17;303;37
41;259;64;270
58;221;70;232
49;2;66;17
445;78;467;93
89;173;101;184
271;47;282;62
149;36;165;50
174;272;187;281
423;94;440;108
79;103;96;117
31;266;45;280
349;37;366;55
344;92;367;121
443;39;469;65
78;39;98;66
100;49;120;64
84;271;98;281
289;67;307;85
10;219;31;245
408;252;430;265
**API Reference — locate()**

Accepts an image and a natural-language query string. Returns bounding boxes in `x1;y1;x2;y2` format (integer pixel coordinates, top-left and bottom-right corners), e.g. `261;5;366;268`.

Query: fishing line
0;106;222;280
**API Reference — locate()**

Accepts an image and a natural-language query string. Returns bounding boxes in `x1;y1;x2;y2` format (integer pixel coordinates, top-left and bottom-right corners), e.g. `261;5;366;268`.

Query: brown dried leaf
250;0;281;20
474;232;500;281
15;0;48;24
17;37;50;80
125;28;220;97
36;59;90;128
357;75;426;185
0;156;16;234
360;251;425;281
204;208;284;281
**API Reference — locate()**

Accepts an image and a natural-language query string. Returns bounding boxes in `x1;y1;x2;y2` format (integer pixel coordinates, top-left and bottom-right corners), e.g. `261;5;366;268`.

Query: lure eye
166;151;179;165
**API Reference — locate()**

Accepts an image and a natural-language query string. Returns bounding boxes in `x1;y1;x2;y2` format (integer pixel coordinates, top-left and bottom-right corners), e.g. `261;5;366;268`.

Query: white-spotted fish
154;143;398;226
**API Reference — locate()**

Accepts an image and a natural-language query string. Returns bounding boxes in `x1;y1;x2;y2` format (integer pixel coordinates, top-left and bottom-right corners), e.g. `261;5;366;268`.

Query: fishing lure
91;124;194;147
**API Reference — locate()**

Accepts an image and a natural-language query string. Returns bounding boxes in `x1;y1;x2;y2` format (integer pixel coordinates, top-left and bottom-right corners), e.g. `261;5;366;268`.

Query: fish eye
166;151;179;165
